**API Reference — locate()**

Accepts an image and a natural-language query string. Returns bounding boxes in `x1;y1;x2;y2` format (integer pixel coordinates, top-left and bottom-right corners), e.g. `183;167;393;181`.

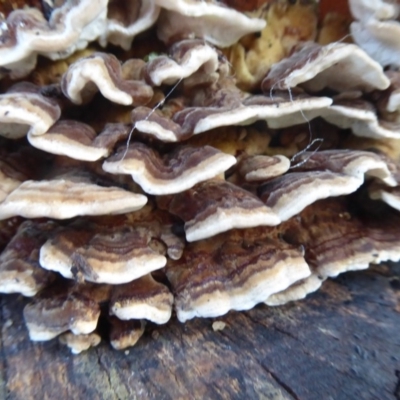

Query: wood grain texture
0;263;399;400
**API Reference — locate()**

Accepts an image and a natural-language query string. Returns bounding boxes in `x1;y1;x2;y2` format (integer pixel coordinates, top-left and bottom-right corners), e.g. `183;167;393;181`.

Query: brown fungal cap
293;149;396;186
261;42;390;93
109;318;145;350
23;284;101;341
144;39;220;86
0;0;109;77
265;275;325;306
27;120;108;162
258;150;396;221
39;224;95;280
100;0;160;50
59;332;101;354
192;93;333;134
29;121;132;162
266;195;400;305
110;274;173;324
40;225;167;284
166;227;310;322
349;0;400;67
349;0;399;21
131;90;332;142
0;172;147;220
0;220;57;297
61;52;153;106
259;171;361;222
156;0;266;47
102;143;236;195
0;82;61;138
158;179;280;242
321;98;400;140
351;20;400;68
39;209;183;283
238;155;290;182
65;229;166;285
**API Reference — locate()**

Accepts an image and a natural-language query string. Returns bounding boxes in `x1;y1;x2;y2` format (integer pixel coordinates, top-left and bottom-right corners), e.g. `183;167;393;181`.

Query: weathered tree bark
0;263;399;400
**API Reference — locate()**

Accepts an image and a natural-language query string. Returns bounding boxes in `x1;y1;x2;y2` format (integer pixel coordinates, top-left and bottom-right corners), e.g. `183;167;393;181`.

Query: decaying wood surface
0;263;399;400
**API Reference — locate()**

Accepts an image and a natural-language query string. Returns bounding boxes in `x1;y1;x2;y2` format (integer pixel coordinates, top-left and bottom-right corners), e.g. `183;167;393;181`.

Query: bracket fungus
23;283;102;341
0;171;148;220
39;211;182;284
0;220;57;296
109;274;173;324
349;0;400;67
59;332;102;354
0;0;400;354
261;41;390;93
61;52;154;106
0;83;61;138
102;143;237;195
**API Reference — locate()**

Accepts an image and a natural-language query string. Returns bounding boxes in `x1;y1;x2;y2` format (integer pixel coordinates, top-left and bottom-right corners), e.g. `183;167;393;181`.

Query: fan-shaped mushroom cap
266;195;400;305
158;179;280;242
166;227;311;322
261;42;390;93
23;284;101;341
131;92;332;142
109;318;145;350
59;332;101;354
0;82;61;138
110;274;173;324
349;0;400;67
349;0;400;21
144;39;220;86
61;52;153;105
238;155;291;182
156;0;266;47
259;171;361;222
350;19;400;68
294;150;396;186
321;98;400;139
39;209;183;283
29;121;131;162
192;94;333;134
0;0;109;77
0;171;147;220
265;275;325;306
27;120;104;161
100;0;160;50
259;150;396;221
43;227;166;285
39;225;94;280
102;143;236;195
72;229;166;284
0;221;57;297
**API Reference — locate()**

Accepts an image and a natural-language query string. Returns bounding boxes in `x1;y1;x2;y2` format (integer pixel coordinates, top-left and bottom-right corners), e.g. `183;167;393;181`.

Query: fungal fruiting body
0;0;400;353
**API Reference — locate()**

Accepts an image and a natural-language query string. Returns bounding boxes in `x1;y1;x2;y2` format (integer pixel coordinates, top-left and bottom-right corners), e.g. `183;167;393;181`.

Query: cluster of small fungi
0;0;400;354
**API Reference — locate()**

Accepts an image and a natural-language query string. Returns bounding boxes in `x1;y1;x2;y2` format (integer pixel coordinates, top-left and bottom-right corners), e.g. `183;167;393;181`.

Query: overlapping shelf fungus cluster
0;0;400;354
